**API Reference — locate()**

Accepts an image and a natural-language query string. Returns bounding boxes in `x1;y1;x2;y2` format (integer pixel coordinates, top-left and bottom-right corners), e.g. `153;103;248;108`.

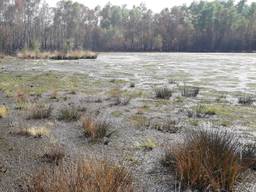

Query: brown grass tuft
163;130;255;191
27;103;52;119
82;116;111;141
15;88;28;103
25;159;133;192
42;144;65;165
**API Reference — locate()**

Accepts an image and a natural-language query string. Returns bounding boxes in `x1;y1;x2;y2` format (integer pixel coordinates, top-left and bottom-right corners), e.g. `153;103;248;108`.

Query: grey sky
45;0;256;13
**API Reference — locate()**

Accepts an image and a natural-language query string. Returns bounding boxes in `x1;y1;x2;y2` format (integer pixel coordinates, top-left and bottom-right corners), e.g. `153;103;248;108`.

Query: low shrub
57;106;80;121
82;116;111;141
154;88;172;99
24;159;133;192
163;130;255;191
27;103;52;119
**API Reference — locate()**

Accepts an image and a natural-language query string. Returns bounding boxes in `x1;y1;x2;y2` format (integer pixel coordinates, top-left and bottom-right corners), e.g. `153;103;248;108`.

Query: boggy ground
0;53;256;191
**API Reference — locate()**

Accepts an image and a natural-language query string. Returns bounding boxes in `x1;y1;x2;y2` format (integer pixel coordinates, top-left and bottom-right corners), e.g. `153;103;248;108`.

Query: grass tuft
42;144;65;165
163;130;255;191
27;103;52;119
82;116;111;141
57;106;80;121
154;88;172;99
135;138;157;151
150;118;179;133
181;86;200;97
238;95;254;105
16;127;49;138
25;159;133;192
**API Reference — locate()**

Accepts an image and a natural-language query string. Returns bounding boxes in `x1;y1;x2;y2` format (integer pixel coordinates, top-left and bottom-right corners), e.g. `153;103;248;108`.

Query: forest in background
1;0;256;53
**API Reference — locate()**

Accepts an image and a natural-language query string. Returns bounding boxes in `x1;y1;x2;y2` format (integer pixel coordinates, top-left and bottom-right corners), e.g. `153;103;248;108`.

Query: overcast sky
45;0;256;13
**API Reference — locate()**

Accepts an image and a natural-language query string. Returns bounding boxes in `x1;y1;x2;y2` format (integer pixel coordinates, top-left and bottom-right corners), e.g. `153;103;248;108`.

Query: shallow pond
2;53;256;94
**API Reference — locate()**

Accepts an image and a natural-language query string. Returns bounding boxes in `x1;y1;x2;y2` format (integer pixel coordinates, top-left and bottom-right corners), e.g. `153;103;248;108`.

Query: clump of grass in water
162;130;256;191
238;95;254;105
180;85;200;97
154;88;172;99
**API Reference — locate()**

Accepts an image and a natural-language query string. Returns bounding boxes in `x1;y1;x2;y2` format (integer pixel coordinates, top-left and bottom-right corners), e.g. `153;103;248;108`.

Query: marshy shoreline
0;53;256;192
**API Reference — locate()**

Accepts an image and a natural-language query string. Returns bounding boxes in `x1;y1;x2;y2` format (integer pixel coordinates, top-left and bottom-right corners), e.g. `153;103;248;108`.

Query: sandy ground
0;53;256;191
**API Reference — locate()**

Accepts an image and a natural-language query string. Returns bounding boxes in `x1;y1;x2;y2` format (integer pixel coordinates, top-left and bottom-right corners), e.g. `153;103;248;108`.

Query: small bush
155;88;172;99
0;106;8;118
57;106;80;121
82;116;111;141
238;95;254;105
16;127;49;138
181;86;200;97
42;144;65;165
27;103;52;119
25;159;133;192
163;130;255;191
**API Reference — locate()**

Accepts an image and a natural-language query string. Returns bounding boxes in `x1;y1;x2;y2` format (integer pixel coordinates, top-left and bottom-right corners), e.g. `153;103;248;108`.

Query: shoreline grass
17;50;97;60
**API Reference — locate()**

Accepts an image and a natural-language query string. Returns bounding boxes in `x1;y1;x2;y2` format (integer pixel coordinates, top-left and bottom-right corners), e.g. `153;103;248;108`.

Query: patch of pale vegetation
16;126;50;138
0;106;8;118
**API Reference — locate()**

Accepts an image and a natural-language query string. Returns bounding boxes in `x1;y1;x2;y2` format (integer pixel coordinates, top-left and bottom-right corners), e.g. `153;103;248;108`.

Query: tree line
0;0;256;53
